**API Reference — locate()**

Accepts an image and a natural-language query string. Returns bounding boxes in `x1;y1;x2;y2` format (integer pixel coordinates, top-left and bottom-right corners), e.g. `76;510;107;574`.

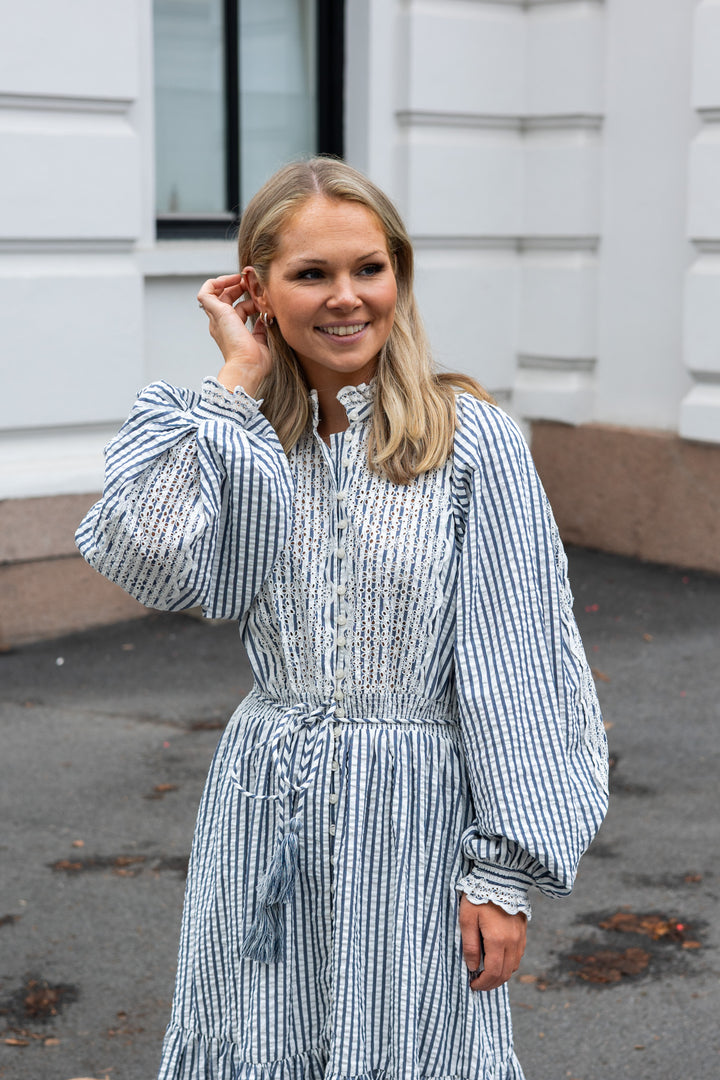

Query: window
153;0;344;238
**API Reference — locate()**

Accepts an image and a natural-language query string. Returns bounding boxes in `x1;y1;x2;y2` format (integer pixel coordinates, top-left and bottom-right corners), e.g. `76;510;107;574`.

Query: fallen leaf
72;840;85;848
571;946;650;983
591;668;610;683
43;1036;61;1046
642;633;653;642
518;974;537;984
598;912;687;941
634;1045;646;1050
684;874;702;884
0;913;21;927
121;643;135;651
603;721;614;731
4;1037;29;1046
682;940;702;950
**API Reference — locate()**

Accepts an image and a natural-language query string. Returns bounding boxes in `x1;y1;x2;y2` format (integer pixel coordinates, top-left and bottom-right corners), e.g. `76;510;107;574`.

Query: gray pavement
0;547;718;1080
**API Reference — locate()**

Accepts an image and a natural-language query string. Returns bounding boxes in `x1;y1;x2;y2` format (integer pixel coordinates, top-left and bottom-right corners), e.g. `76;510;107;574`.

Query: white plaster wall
681;0;720;442
2;0;718;504
595;0;697;432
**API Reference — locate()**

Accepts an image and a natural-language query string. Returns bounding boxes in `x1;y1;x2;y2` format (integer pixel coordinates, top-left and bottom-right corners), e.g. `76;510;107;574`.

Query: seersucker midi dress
76;377;609;1080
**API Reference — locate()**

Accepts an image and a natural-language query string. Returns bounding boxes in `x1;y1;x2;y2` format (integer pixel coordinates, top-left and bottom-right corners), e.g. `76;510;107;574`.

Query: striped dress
76;377;608;1080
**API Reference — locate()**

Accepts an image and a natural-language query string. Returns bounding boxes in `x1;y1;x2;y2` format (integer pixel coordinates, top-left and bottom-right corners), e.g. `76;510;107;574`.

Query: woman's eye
359;263;384;277
298;268;323;280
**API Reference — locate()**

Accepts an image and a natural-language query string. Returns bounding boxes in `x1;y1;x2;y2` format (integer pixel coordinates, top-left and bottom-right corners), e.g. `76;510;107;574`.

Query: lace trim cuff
198;377;263;421
456;871;532;920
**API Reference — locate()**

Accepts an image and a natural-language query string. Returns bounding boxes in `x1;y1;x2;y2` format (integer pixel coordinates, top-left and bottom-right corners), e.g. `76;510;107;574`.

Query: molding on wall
396;110;603;132
514;359;596;425
518;354;596;373
0;92;133;114
412;235;599;252
0;425;117;500
0;238;135;255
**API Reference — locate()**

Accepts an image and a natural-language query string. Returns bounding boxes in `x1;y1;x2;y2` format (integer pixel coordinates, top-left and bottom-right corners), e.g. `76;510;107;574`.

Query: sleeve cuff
456;864;533;919
197;376;264;422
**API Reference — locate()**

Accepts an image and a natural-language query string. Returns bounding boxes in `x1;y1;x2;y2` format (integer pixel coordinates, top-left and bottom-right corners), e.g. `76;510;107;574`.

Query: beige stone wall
0;494;149;648
531;422;720;574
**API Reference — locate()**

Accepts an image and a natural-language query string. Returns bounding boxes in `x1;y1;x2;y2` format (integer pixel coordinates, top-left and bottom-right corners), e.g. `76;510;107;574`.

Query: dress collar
309;380;375;431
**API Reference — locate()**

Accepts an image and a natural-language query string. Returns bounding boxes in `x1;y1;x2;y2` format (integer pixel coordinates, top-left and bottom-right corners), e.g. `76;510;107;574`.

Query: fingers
197;273;253;316
458;897;527;993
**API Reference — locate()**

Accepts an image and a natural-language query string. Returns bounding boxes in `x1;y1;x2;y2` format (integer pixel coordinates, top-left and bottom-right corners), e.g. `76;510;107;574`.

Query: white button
338;518;348;529
336;584;346;597
329;793;339;805
331;761;339;772
334;690;344;702
330;856;335;866
336;547;345;559
342;457;351;468
333;724;343;736
329;823;336;835
336;492;346;502
336;614;347;626
336;666;345;677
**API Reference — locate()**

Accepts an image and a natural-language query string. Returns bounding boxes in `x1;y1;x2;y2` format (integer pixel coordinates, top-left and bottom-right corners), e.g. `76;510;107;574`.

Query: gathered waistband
247;686;459;727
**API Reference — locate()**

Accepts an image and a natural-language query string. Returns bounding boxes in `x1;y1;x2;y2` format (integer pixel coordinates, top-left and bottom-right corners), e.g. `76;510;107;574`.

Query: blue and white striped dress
76;377;608;1080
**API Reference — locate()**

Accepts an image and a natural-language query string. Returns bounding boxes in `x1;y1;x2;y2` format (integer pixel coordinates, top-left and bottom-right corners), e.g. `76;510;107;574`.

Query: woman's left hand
458;895;527;992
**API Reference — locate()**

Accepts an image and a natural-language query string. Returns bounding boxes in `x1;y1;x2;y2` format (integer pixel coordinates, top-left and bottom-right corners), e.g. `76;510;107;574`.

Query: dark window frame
156;0;344;241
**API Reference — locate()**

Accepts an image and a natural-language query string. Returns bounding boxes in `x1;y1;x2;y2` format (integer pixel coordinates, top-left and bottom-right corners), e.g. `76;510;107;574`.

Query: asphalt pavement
0;547;718;1080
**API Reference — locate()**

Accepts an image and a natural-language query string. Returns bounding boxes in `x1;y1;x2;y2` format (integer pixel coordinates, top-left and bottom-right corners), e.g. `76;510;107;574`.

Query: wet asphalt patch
0;975;79;1034
523;909;708;991
49;853;189;878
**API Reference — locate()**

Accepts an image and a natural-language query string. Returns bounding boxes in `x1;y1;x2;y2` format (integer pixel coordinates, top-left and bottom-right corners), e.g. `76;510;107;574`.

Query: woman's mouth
316;322;369;339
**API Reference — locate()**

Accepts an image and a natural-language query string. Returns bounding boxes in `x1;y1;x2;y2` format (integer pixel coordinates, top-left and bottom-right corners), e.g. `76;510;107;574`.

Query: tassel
241;817;301;963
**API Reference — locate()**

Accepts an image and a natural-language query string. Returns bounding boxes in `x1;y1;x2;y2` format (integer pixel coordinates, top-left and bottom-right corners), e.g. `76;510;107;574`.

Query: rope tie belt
233;701;337;964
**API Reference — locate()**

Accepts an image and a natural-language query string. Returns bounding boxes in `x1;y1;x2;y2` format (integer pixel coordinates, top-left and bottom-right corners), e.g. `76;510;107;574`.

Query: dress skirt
156;689;526;1080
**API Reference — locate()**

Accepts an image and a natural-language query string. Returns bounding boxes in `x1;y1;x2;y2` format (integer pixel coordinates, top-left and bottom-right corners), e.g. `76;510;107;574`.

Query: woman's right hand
197;272;273;398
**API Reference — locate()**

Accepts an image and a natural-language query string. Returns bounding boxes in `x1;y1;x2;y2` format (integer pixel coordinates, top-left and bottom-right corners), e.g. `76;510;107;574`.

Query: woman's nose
326;276;361;310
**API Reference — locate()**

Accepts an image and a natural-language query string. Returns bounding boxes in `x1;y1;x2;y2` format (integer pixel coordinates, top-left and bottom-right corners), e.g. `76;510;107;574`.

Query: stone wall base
531;421;720;574
0;494;149;648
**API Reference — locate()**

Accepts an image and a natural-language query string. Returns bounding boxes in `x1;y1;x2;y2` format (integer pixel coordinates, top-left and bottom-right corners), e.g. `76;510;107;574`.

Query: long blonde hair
237;157;493;484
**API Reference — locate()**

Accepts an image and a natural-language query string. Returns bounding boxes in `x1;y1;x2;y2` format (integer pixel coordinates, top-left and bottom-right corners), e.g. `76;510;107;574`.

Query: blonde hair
237;157;493;484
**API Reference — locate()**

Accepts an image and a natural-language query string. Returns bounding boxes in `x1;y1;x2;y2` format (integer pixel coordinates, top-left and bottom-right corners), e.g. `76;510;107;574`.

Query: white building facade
1;0;718;644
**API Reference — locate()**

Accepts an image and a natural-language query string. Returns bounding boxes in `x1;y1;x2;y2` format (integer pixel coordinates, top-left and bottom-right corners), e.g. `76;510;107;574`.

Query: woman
76;157;608;1080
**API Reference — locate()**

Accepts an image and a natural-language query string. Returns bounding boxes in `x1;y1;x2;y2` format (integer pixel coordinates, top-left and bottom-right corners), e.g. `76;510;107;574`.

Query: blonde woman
77;157;608;1080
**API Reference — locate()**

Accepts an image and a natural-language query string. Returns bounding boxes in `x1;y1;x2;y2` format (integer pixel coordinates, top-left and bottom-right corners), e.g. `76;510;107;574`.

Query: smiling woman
244;196;397;440
76;156;608;1080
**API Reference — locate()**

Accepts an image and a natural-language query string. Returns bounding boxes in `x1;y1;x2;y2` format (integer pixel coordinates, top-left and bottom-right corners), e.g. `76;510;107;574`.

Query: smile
316;323;368;338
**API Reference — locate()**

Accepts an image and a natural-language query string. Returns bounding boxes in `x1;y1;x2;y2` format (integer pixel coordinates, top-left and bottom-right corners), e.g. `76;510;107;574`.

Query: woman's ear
242;265;272;316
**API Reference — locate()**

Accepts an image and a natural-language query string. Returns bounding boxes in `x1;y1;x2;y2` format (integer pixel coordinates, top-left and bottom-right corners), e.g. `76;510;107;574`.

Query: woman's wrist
216;360;264;398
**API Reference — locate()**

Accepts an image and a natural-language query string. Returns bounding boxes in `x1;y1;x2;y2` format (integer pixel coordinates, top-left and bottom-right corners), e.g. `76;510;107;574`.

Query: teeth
320;323;366;337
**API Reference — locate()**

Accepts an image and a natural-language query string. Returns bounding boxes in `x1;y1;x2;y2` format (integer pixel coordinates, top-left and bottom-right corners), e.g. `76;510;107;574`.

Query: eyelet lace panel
243;423;457;702
87;434;203;609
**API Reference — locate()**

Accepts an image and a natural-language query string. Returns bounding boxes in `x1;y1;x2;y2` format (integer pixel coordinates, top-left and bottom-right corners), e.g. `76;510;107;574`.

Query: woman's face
254;195;397;391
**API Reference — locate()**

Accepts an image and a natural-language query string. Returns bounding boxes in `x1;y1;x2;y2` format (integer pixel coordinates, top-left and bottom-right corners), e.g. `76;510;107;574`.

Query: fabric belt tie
233;701;337;963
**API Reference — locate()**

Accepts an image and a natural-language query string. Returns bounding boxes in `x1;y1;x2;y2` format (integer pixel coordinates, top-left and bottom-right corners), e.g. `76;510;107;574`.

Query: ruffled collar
309;380;375;431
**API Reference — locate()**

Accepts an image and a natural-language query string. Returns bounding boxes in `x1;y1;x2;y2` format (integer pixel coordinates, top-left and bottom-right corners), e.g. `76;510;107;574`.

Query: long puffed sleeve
76;377;295;620
452;394;609;917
